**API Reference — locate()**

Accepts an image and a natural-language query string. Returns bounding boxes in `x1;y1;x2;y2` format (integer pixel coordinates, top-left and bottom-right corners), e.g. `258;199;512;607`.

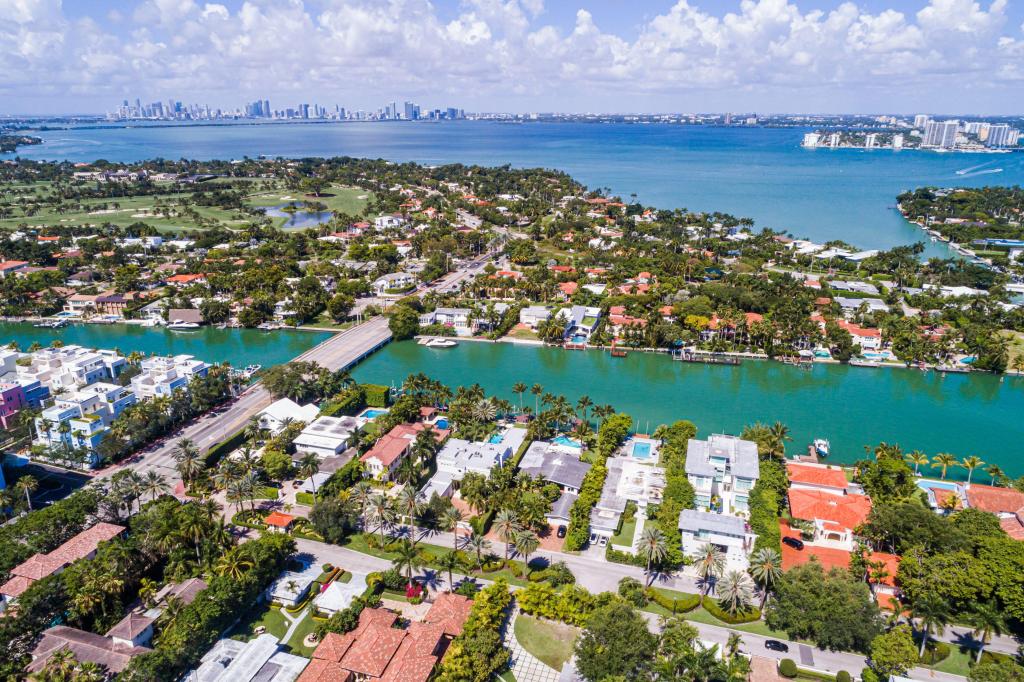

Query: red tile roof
965;484;1024;514
786;463;848;490
340;622;406;677
1000;511;1024;541
788;489;871;531
362;423;449;468
296;659;354;682
779;521;899;588
264;511;295;528
424;593;473;637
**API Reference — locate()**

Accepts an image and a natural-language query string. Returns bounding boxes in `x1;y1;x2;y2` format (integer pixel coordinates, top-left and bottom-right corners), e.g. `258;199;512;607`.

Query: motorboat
849;357;880;368
424;337;458;348
140;317;164;327
167;320;200;330
812;438;831;459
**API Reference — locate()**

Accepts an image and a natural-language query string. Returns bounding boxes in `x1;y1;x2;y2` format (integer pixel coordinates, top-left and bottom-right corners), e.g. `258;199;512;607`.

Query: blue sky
4;0;1024;115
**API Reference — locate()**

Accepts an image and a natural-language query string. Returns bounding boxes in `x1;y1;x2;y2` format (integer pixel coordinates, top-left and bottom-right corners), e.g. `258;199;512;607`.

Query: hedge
320;386;366;417
363;384;390;407
645;588;701;614
203;428;247;467
835;672;851;682
701;596;761;624
563;463;608;551
779;658;798;678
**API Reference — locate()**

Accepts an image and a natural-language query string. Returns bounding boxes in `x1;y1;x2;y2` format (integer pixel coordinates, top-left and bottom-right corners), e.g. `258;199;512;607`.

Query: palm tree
391;539;423;590
512;382;527;413
493;509;521;563
931;453;960;480
912;594;950;659
215;553;253;580
966;601;1005;664
142;471;169;500
576;395;593;422
466;531;490;570
442;506;464;551
351;481;373;528
747;547;782;609
437;550;462;592
514;529;540;573
696;543;726;596
298;452;321;496
986;464;1005;486
636;527;668;586
767;422;791;458
396;486;422;528
530;383;543;415
15;475;37;511
961;455;984;485
174;438;203;488
717;570;755;616
905;450;929;476
367;494;395;546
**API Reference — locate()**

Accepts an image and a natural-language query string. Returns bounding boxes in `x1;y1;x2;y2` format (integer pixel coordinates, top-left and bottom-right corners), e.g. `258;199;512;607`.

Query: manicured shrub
702;596;761;624
836;671;851;682
645;588;701;614
322;563;333;572
363;384;389;407
778;658;798;678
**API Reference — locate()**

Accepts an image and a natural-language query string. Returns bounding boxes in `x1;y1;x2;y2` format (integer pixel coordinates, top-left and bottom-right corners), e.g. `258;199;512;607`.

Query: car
765;640;789;653
782;536;804;550
556;525;567;538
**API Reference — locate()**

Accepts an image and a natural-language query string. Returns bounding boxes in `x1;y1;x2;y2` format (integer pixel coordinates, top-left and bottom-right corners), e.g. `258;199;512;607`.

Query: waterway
0;322;329;369
14;121;1024;257
352;340;1024;479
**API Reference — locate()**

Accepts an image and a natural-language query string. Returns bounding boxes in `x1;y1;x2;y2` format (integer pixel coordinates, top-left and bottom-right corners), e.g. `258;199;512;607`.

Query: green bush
203;429;247;467
836;671;851;682
320;386;365;417
918;639;950;665
860;667;880;682
701;596;761;624
322;563;333;572
645;588;701;614
779;659;798;678
363;384;390;407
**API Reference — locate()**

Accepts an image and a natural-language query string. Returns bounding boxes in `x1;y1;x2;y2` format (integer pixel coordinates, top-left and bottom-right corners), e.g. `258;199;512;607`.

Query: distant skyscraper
913;114;929;129
986;124;1012;147
923;120;959;149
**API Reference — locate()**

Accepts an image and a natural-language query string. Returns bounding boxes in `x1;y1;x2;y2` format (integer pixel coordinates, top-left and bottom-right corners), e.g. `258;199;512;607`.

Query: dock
672;349;741;365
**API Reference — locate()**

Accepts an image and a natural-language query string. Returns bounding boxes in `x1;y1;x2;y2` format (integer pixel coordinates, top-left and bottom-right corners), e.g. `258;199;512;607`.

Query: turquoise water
551;435;584;450
632;441;653;459
488;433;504;444
352;340;1024;478
14;121;1024;255
0;322;329;369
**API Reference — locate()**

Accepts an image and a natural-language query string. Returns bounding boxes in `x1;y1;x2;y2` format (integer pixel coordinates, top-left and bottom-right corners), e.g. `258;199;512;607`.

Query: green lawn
497;671;517;682
680;606;790;638
506;328;539;341
229;602;289;641
255;486;281;500
513;614;579;671
295;492;316;506
1002;330;1024;373
610;511;637;546
284;610;320;656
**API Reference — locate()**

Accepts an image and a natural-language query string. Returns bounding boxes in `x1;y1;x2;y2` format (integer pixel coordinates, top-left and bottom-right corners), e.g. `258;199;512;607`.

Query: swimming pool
488;433;504;444
960;356;977;365
435;418;450;430
552;435;582;450
360;408;388;419
570;334;587;344
631;441;653;459
915;479;959;492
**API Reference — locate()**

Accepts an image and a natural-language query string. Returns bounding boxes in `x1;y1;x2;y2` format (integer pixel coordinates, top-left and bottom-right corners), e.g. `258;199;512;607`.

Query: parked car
556;525;567;538
782;536;804;550
765;640;789;652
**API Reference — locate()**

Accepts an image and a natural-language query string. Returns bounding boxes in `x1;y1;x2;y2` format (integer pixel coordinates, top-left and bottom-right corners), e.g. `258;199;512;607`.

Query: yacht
849;357;880;368
424;337;458;348
812;438;831;459
167;320;200;330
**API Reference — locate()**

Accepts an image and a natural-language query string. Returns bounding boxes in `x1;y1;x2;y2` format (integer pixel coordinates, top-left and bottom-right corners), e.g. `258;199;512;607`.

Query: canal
352;340;1024;479
0;322;331;370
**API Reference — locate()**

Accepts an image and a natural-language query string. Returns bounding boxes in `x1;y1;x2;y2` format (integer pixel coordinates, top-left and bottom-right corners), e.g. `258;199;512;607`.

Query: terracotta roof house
297;600;471;682
787;489;871;550
361;423;449;481
1000;508;1024;541
27;626;151;674
786;463;848;495
1;523;124;609
264;511;296;533
166;273;207;286
965;484;1024;515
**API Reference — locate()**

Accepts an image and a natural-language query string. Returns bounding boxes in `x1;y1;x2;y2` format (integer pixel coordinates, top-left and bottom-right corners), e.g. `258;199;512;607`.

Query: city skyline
2;0;1024;116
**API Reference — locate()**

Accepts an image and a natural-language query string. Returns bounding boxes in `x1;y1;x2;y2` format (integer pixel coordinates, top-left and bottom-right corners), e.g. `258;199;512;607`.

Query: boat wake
957;168;1003;179
955;161;998;175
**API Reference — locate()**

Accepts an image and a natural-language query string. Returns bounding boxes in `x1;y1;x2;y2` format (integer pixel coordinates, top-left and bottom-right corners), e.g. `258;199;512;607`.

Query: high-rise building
923;120;959;149
986;124;1012;147
914;114;929;129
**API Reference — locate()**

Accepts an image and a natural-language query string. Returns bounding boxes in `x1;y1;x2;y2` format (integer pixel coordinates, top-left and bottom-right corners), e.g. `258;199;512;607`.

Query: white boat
167;320;200;330
937;364;971;373
141;317;164;327
812;438;831;458
849;358;880;368
424;338;458;348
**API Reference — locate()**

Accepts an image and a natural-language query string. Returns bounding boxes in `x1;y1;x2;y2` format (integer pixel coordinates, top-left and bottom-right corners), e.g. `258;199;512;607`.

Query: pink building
0;383;27;430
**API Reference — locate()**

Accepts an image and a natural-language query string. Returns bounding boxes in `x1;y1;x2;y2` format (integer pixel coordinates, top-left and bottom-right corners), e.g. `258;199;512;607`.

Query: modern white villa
685;434;760;514
257;398;319;435
678;509;757;571
418;307;473;335
292;415;367;459
555;305;602;341
419;427;528;500
589;455;667;548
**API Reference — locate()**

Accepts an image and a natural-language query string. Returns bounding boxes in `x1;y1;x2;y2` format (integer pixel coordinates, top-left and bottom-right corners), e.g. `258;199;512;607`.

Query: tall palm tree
912;594;950;659
512;382;527;413
931;453;960;480
442;506;464;551
966;601;1005;664
493;509;521;563
986;464;1005;486
352;481;374;529
298;452;321;496
367;494;395;546
514;529;540;573
530;383;544;415
174;438;203;488
215;553;253;580
905;450;929;476
767;422;791;458
437;550;462;593
717;570;755;616
142;471;169;501
696;543;726;596
747;547;782;609
391;539;423;590
466;531;490;570
636;526;668;586
396;486;422;529
961;456;984;485
15;475;38;511
576;395;593;423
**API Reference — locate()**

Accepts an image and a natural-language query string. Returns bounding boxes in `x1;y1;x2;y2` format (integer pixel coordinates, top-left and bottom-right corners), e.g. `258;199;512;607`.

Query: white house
419;307;472;335
266;563;321;608
372;272;416;296
589;457;667;547
257;398;319;435
420;428;528;500
685;434;760;514
292;416;366;459
374;214;405;230
519;306;551;328
556;305;601;341
678;509;756;571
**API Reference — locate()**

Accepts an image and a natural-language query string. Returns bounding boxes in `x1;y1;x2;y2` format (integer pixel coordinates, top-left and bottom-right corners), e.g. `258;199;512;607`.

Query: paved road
101;317;392;484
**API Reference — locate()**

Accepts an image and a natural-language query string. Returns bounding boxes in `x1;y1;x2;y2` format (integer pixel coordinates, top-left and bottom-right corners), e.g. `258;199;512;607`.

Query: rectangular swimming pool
632;441;652;459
